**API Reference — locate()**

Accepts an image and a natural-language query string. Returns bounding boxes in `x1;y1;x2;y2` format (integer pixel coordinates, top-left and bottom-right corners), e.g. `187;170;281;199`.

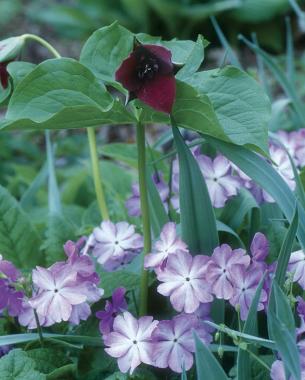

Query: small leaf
7;61;36;88
194;333;228;380
0;36;25;62
172;125;219;254
99;270;140;298
0;185;44;268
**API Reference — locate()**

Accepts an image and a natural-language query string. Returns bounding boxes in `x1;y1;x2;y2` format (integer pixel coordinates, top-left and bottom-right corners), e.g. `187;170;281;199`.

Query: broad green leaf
80;22;134;84
1;58;136;131
0;349;45;380
268;311;300;380
216;220;245;248
274;207;298;288
7;61;36;88
172;35;205;81
206;136;305;250
78;347;116;380
99;270;140;298
0;185;43;268
194;333;228;380
237;274;266;380
100;143;138;168
0;36;25;62
26;348;70;375
185;66;270;154
221;188;259;230
172;125;218;254
42;213;75;265
172;81;229;143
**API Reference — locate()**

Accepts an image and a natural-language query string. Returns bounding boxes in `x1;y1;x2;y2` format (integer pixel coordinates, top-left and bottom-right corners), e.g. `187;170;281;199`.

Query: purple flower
92;221;143;269
157;250;213;313
229;265;267;320
29;266;89;323
18;299;53;329
96;287;128;335
276;130;299;162
205;244;250;300
115;44;176;114
151;314;211;373
288;250;305;289
250;232;269;262
197;154;241;208
126;174;169;217
144;222;188;270
104;311;158;374
295;129;305;167
297;296;305;336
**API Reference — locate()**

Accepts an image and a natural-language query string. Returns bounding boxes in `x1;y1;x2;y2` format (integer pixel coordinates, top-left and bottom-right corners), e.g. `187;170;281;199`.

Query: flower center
137;56;159;80
114;240;119;245
54;289;58;293
173;338;178;343
132;340;137;344
185;277;190;282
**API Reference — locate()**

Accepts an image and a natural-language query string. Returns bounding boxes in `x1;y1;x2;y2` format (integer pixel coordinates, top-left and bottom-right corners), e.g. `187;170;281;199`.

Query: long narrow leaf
194;333;228;380
172;125;218;254
268;311;300;380
237;274;266;379
239;35;305;126
275;207;298;288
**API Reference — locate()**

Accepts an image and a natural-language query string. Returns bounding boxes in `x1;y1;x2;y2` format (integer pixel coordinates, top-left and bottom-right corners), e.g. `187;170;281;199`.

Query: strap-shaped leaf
172;125;218;254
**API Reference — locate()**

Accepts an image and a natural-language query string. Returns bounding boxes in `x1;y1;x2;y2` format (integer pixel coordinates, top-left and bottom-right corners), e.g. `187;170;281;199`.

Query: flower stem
87;128;109;220
137;122;151;316
22;34;61;59
33;310;44;348
245;348;271;371
21;34;109;221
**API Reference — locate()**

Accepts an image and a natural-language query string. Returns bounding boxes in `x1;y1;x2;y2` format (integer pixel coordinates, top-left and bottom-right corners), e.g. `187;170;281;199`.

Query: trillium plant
1;20;305;380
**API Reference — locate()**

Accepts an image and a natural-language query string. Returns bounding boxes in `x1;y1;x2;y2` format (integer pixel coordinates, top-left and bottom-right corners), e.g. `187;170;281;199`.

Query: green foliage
26;348;70;374
0;349;46;380
99;270;140;298
0;185;44;268
173;126;218;254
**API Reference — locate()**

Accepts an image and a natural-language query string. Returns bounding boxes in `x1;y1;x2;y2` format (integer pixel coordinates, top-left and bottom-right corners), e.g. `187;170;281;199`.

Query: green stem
22;34;61;58
21;34;109;220
46;364;76;380
87;128;109;220
137;122;151;316
33;310;44;348
245;348;271;371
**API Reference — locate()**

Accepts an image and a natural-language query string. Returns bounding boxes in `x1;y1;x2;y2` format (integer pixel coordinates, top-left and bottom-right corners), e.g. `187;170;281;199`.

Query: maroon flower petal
139;45;173;75
137;73;176;114
115;53;140;92
0;62;9;89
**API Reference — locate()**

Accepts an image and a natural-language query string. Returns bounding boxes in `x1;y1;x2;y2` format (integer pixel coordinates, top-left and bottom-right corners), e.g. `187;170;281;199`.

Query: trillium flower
156;250;213;313
145;222;188;270
92;221;143;269
29;266;88;323
197;154;241;208
96;287;128;335
115;44;176;114
104;311;158;374
205;244;250;300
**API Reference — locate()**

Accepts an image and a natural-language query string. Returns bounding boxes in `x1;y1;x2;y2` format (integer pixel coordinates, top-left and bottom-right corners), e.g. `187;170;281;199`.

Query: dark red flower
0;62;9;89
115;44;176;114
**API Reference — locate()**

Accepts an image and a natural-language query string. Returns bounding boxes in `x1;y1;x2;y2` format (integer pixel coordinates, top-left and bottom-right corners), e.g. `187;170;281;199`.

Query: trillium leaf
185;66;270;154
0;36;25;62
7;61;36;88
194;333;228;380
172;125;219;254
176;35;205;80
0;58;136;131
0;185;44;268
172;80;229;143
80;22;134;85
